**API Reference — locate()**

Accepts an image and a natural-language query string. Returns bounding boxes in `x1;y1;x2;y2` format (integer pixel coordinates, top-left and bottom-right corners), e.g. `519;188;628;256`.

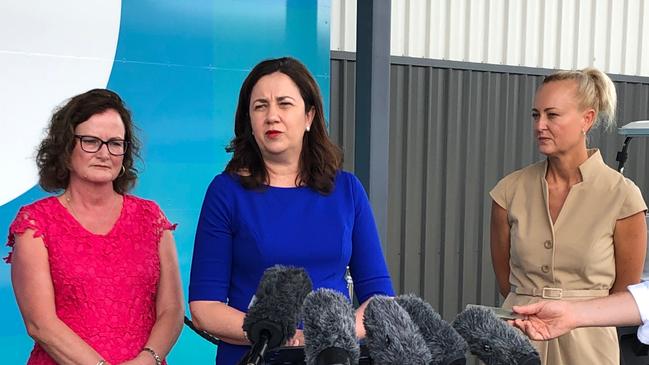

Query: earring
581;129;586;136
306;125;311;132
118;165;126;177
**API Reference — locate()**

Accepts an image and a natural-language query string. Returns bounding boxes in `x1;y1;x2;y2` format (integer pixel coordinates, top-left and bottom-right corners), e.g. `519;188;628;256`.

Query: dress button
541;265;550;273
544;240;553;249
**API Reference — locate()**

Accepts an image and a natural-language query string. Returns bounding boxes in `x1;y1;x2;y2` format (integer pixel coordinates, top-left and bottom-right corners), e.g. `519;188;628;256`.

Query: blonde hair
542;67;617;131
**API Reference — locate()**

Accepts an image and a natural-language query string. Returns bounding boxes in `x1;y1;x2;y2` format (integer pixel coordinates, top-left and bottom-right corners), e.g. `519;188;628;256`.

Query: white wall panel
641;0;649;76
447;0;467;61
623;0;641;75
609;0;624;73
466;0;486;62
390;0;405;55
592;0;609;70
430;0;449;59
504;0;523;66
331;0;649;77
575;0;594;68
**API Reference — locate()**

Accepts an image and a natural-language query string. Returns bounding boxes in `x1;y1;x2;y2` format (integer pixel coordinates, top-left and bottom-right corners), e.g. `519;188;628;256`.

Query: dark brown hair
225;57;342;194
36;88;141;193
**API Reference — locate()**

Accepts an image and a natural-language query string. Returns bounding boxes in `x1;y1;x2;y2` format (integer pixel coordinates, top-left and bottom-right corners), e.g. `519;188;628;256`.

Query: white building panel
641;1;649;76
390;0;406;56
331;0;649;77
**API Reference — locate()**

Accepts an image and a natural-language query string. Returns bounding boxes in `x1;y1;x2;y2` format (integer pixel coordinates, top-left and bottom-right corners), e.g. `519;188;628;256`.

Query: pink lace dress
5;195;176;364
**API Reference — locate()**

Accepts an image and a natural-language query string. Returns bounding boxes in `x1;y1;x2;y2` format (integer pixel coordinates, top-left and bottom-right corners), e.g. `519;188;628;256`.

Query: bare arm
611;212;647;293
490;201;511;297
354;299;371;339
512;291;642;341
189;300;250;346
11;230;109;365
121;231;184;365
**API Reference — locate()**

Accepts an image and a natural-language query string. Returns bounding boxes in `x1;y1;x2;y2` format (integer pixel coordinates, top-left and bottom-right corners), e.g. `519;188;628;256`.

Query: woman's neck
546;147;589;185
65;178;120;207
264;158;300;187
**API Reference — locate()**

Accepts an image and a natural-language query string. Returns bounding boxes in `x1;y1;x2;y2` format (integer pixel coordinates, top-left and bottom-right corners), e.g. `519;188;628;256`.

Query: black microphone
363;295;433;365
240;265;313;365
395;294;468;365
303;288;360;365
452;306;540;365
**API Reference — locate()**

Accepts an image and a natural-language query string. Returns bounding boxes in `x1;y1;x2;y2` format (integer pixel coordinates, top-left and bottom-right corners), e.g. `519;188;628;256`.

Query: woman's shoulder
121;195;177;231
204;171;245;197
6;197;60;260
9;196;61;230
586;155;640;192
123;195;168;219
334;170;360;185
332;170;364;192
210;171;241;188
124;194;164;209
16;196;61;217
497;160;545;186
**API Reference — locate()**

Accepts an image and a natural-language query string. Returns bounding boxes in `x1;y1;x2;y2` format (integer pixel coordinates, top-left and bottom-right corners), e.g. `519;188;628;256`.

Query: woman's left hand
285;329;304;347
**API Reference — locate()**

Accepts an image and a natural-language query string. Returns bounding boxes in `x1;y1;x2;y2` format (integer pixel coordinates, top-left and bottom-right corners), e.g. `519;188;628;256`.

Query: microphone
303;288;360;365
240;265;313;365
363;295;433;365
395;294;468;365
452;306;540;365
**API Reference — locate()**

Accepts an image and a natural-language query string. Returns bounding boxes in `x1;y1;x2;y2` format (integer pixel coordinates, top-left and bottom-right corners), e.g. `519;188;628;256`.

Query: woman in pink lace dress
6;89;184;365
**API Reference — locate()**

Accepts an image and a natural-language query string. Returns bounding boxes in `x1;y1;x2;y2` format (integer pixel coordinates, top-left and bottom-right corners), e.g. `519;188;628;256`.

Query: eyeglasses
74;135;128;156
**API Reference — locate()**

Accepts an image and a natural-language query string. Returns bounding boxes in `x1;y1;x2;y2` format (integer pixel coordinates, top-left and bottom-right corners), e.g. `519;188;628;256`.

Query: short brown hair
225;57;342;194
36;89;141;193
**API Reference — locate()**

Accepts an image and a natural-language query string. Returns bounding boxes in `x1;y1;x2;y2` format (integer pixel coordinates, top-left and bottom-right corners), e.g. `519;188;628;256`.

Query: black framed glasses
74;135;128;156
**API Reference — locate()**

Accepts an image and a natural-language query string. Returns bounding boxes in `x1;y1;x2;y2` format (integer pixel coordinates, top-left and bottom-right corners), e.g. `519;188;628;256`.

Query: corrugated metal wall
330;52;649;320
331;0;649;77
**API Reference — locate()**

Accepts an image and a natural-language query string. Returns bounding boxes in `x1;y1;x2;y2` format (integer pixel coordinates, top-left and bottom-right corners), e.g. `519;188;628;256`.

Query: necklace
64;191;80;220
64;191;120;226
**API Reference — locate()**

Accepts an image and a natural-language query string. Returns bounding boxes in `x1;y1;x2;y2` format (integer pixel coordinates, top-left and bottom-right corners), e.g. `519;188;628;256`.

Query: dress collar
577;148;603;182
541;148;603;182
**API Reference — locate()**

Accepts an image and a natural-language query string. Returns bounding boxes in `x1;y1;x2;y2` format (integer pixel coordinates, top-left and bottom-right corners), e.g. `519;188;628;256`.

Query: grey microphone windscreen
363;295;433;365
242;265;313;349
395;294;468;365
303;288;360;365
452;306;540;365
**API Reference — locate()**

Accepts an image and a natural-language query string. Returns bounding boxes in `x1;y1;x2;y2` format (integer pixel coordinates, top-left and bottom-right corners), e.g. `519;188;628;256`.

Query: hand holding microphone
240;265;313;365
453;306;540;365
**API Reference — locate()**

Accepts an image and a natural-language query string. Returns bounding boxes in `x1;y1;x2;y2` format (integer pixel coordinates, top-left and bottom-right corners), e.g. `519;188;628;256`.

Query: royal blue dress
189;171;394;365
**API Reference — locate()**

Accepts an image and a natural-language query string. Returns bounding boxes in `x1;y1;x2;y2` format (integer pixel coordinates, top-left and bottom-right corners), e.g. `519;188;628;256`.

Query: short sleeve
346;173;395;303
188;174;234;302
5;206;46;263
149;200;177;238
617;178;648;220
627;281;649;344
489;170;522;211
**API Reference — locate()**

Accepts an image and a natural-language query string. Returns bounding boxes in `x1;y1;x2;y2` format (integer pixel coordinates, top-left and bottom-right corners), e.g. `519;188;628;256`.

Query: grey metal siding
330;53;649;320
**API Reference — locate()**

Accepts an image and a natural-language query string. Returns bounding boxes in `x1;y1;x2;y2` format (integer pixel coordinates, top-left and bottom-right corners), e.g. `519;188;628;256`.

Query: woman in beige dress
490;68;647;364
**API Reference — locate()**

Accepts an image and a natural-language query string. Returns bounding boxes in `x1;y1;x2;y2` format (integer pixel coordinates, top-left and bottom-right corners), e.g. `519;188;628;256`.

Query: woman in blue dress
188;57;394;364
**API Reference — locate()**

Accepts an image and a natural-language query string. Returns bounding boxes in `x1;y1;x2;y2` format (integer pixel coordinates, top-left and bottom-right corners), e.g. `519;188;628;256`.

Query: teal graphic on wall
0;1;330;363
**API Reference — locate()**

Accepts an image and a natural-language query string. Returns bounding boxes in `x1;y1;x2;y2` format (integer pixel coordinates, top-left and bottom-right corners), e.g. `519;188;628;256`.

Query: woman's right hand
285;329;304;347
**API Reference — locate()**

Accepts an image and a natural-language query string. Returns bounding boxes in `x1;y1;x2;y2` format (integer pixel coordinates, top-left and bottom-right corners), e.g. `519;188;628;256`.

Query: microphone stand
238;330;271;365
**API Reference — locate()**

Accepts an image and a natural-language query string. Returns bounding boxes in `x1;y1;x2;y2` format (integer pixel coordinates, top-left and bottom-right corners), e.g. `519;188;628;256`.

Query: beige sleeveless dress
490;149;647;365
